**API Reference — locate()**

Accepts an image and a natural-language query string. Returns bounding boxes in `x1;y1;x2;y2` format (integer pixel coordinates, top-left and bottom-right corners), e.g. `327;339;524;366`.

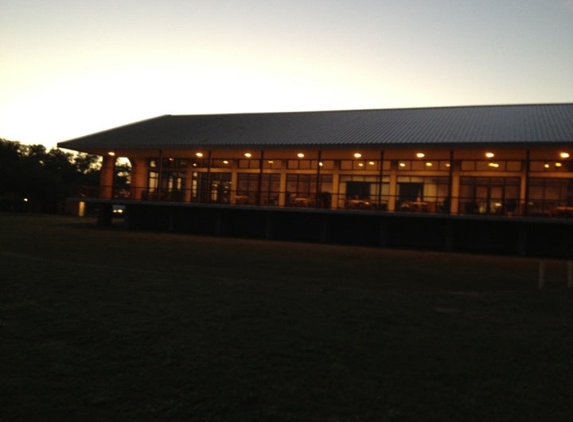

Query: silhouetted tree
0;139;102;213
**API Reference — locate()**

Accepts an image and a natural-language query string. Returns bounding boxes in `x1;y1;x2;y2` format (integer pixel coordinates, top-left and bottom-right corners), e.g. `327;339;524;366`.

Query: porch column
377;150;385;207
206;151;213;203
157;150;163;200
388;160;398;212
520;150;530;216
231;162;239;204
331;160;340;209
315;150;322;206
184;165;192;202
257;150;264;206
100;154;115;199
279;164;287;206
129;158;147;200
450;158;461;214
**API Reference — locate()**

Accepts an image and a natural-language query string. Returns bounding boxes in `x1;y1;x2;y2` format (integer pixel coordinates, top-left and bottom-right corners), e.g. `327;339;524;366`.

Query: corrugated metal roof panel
58;104;573;151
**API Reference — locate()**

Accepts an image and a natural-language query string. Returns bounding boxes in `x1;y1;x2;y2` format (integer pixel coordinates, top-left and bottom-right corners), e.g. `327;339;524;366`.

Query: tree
0;139;102;213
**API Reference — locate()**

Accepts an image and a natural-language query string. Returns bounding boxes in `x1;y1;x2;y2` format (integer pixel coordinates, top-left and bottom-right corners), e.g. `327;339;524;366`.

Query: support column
257;150;264;206
129;158;147;200
100;154;115;199
388;160;398;212
331;161;340;209
450;159;461;214
184;166;193;203
377;150;385;208
206;151;213;203
315;150;322;206
520;150;530;216
231;163;239;204
279;165;287;206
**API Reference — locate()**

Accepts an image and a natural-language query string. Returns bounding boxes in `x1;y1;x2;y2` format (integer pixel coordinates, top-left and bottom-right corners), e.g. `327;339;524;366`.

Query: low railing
69;185;573;218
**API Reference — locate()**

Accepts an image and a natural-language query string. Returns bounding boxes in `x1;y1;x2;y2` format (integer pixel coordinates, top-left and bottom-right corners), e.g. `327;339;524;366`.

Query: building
58;103;573;257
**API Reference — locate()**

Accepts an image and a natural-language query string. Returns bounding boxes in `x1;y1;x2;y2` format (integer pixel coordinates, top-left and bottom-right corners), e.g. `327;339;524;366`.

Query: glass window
237;173;281;205
459;177;521;215
527;178;573;215
148;171;158;191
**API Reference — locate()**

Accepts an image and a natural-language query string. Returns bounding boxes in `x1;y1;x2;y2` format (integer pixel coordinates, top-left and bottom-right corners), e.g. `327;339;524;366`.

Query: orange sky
1;0;572;148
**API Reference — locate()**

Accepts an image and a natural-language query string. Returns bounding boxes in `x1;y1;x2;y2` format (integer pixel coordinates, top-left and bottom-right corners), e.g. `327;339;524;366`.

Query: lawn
1;213;572;421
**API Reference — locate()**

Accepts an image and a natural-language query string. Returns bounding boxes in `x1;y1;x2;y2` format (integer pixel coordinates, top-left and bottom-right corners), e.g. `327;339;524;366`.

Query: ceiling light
485;152;495;158
555;162;562;167
544;163;550;169
368;161;375;166
425;162;433;167
354;153;362;158
244;153;252;158
488;162;499;168
196;152;203;158
560;152;570;159
297;153;305;158
399;162;406;167
223;160;229;164
108;151;116;156
416;153;425;158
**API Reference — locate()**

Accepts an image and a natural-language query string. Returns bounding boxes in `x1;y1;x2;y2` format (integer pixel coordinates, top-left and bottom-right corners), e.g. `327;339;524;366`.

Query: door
475;185;504;214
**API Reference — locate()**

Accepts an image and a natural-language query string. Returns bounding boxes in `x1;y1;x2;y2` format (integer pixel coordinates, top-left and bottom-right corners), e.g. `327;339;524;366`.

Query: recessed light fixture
358;163;364;167
425;162;433;167
196;152;203;158
544;163;550;169
555;162;562;167
416;152;425;158
244;153;252;158
108;151;116;156
297;153;305;158
399;162;406;167
560;152;570;159
319;162;323;167
353;153;361;158
488;162;500;168
223;160;229;165
485;152;495;158
368;161;375;166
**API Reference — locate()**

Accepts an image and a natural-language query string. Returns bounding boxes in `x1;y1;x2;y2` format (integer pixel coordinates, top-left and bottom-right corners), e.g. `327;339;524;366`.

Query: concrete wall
107;202;573;258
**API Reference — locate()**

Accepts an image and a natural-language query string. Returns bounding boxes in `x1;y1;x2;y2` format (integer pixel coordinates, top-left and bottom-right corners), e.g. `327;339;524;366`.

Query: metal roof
58;103;573;152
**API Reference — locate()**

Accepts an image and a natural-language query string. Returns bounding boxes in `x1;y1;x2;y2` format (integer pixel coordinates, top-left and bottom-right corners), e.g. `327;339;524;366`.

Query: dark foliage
0;139;101;213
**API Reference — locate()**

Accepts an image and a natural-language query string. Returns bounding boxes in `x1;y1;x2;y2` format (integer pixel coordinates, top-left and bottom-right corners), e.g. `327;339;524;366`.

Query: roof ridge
168;103;573;118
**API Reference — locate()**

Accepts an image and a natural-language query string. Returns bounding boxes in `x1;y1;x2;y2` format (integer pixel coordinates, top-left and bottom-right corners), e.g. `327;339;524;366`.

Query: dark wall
114;203;573;258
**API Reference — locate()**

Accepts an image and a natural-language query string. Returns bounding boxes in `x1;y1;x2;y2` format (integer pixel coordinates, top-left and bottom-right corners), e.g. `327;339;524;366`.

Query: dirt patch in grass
1;214;573;421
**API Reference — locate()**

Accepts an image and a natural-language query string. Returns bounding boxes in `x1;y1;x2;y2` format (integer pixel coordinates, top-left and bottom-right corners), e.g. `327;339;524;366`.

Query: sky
1;0;572;149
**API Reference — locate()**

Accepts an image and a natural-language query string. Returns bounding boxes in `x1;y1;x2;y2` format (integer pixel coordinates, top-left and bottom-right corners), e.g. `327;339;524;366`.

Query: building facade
58;104;573;257
60;104;573;219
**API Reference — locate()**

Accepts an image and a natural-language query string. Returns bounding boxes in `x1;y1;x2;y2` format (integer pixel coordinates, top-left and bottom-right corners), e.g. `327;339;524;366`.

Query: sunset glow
1;0;572;149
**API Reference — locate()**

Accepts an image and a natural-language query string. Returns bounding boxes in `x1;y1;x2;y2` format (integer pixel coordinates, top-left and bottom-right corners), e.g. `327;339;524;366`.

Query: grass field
1;213;573;421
